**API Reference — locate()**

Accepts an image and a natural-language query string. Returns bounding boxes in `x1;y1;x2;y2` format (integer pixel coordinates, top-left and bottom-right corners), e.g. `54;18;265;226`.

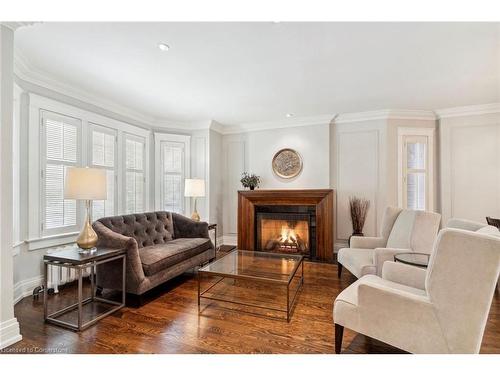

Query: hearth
255;205;316;258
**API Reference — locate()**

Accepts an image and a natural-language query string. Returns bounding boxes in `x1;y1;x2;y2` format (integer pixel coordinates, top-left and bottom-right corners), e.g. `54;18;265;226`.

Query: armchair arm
373;247;410;276
172;213;210;239
382;261;426;290
93;221;146;284
350;236;387;249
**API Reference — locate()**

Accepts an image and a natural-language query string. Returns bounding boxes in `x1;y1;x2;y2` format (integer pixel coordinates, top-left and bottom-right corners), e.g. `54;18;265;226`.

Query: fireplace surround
237;189;335;262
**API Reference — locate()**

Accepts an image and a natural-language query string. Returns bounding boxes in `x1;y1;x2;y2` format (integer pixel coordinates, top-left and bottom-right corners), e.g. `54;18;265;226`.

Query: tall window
41;111;81;235
89;124;117;221
125;134;146;213
155;134;190;214
398;128;434;211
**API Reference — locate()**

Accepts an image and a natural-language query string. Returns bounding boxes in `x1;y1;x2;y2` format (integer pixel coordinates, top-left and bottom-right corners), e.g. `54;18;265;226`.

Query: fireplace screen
257;214;310;255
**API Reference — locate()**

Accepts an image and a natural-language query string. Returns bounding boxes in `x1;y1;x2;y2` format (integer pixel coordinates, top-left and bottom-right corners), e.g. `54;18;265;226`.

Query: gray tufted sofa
92;211;214;300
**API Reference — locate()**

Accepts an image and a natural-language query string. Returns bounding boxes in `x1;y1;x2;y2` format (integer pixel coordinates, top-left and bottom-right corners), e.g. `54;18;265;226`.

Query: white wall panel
440;115;500;224
336;130;379;240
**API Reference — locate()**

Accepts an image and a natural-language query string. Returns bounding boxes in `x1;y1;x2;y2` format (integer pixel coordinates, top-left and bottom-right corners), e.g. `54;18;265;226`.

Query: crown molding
435;103;500;119
221;114;336;135
14;48;160;127
1;22;37;31
335;109;437;124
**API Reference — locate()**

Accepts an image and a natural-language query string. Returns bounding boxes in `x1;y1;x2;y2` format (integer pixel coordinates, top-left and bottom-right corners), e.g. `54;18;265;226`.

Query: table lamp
184;179;205;221
64;167;107;252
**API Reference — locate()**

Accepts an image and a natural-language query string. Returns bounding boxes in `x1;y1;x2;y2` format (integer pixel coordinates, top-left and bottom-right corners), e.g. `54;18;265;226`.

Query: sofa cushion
140;238;212;276
97;211;174;248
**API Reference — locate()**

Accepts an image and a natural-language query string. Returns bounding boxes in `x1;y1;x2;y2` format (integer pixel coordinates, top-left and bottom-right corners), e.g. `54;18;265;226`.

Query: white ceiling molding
14;48;158;127
1;22;37;31
221;114;336;135
435;103;500;119
335;109;437;124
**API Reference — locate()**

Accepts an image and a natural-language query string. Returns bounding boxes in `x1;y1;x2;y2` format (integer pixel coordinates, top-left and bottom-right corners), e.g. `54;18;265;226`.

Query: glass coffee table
198;250;304;322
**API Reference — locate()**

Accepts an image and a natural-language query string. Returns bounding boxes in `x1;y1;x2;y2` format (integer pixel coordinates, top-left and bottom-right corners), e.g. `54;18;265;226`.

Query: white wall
439;110;500;225
331;119;387;247
222;123;331;240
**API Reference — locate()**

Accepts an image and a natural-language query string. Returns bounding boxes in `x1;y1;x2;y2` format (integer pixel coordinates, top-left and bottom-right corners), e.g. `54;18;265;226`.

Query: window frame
397;127;435;211
40;110;83;237
27;93;151;250
154;133;191;215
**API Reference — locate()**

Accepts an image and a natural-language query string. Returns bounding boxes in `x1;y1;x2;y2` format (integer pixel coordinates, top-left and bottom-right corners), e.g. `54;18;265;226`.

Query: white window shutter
161;141;185;213
125;136;146;214
90;124;117;221
42;112;80;234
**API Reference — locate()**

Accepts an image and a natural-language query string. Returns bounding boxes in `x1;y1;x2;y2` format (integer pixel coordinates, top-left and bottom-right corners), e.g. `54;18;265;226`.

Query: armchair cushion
386;210;415;249
337;248;376;278
140;238;212;276
349;236;386;249
382;261;426;290
373;247;411;276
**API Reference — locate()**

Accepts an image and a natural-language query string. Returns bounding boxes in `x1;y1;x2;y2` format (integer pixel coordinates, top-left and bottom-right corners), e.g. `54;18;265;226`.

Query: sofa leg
335;324;344;354
337;264;342;278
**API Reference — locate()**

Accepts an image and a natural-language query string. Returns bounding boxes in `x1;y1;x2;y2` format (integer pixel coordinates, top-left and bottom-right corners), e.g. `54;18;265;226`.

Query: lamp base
77;200;99;249
191;210;201;222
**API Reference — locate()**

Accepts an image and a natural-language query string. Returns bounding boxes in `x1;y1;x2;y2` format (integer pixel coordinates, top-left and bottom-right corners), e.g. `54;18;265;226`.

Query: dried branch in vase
349;196;370;234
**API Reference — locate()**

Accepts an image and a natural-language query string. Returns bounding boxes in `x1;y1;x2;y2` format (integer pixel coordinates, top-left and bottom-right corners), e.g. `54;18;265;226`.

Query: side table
393;252;430;268
208;223;219;251
43;247;126;331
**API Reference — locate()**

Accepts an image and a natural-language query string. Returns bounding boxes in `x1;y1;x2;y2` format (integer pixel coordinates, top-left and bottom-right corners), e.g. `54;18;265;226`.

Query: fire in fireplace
260;219;309;253
255;205;316;258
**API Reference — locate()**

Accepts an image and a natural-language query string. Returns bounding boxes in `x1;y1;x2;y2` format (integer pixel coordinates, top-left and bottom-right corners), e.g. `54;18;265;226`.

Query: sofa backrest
96;211;174;248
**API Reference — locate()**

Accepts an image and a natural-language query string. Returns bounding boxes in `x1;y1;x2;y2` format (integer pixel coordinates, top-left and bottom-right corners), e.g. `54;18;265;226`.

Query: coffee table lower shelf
197;258;304;322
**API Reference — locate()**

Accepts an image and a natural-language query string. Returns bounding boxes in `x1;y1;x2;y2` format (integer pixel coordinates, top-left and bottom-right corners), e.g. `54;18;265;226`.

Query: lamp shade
184;179;205;197
64;167;107;200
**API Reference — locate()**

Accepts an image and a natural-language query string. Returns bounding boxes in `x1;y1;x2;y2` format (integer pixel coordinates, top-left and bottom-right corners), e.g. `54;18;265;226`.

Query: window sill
26;232;78;251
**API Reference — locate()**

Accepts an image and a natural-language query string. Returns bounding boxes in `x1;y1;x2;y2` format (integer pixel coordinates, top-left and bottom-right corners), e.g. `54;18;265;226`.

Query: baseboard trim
14;275;43;305
334;241;348;253
221;235;237;246
0;318;22;350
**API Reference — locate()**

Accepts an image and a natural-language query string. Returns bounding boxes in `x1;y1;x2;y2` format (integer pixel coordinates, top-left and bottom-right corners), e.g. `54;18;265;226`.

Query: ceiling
14;22;500;125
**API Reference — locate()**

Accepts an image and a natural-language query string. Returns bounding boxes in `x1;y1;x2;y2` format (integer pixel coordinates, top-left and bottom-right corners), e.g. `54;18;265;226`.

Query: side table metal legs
43;254;126;331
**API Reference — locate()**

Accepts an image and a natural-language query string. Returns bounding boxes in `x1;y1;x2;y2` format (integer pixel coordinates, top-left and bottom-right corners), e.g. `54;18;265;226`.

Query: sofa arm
93;221;146;284
382;261;426;290
172;213;210;239
373;247;410;276
350;236;387;249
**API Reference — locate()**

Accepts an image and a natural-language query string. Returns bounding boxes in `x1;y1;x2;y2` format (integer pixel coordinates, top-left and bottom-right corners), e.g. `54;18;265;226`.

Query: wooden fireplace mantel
237;189;335;262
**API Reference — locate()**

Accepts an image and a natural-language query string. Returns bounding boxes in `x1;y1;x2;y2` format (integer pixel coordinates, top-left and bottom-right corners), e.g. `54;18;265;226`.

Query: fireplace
238;189;335;262
255;205;316;258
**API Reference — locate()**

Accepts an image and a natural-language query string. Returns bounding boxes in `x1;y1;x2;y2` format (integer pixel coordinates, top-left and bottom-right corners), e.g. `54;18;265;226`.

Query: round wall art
272;148;303;179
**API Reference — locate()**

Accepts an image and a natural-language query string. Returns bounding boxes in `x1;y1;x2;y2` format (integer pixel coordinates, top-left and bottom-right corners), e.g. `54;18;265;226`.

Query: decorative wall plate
272;148;303;179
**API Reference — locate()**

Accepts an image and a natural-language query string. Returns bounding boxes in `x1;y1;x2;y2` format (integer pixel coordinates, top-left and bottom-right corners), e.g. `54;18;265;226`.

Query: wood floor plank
3;261;499;354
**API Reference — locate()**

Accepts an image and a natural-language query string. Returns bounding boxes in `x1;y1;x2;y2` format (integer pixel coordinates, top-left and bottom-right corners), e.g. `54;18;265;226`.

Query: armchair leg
335;324;344;354
337;264;342;278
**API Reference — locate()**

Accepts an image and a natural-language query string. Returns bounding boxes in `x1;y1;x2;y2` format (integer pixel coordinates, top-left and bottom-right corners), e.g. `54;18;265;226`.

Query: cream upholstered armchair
337;207;441;278
333;227;500;354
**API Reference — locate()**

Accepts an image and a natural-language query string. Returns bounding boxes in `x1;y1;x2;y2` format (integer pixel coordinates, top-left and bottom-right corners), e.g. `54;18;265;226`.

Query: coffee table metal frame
197;250;304;322
43;251;126;331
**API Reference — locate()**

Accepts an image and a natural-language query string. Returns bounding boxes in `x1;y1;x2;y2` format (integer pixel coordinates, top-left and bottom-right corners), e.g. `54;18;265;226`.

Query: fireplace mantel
237;189;335;262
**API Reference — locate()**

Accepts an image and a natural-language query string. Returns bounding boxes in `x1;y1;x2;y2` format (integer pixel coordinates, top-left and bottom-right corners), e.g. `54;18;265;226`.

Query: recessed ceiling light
286;113;294;118
157;43;170;51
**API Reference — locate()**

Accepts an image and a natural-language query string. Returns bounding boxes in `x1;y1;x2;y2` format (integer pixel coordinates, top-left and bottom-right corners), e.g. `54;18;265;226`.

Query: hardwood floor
4;261;500;354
